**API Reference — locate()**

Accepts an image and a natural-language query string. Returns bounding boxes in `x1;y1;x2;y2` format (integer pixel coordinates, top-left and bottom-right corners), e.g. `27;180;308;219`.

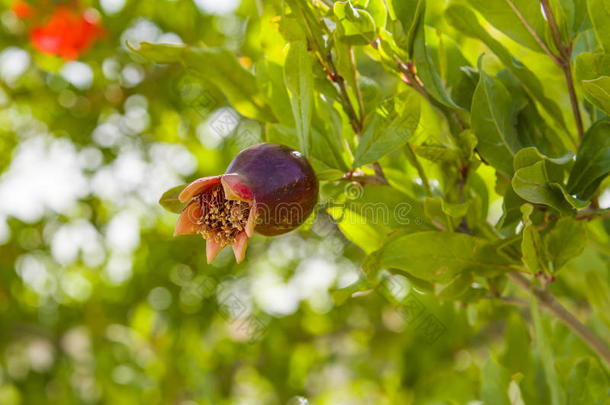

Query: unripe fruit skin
225;143;319;236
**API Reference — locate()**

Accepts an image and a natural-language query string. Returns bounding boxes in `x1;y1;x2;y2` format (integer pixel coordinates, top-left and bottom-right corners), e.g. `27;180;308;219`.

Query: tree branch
507;272;610;366
404;142;431;196
504;0;560;64
540;0;584;139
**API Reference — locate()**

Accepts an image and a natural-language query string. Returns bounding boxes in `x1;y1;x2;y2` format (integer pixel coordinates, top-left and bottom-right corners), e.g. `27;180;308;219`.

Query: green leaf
566;359;593;404
413;16;460;109
520;204;549;274
388;0;425;57
366;0;387;29
130;42;274;122
471;64;522;175
567;120;610;200
159;184;187;214
463;0;548;52
446;5;568;134
531;298;566;405
498;186;527;228
413;144;461;163
424;197;469;232
284;42;314;157
334;32;364;125
327;185;428;254
333;1;376;45
266;124;348;172
435;272;473;300
547;0;587;43
500;314;533;374
574;52;610;82
353;89;421;167
545;217;586;272
480;358;512;405
582;76;610;115
512;161;585;214
256;60;295;127
587;0;610;51
513;147;572;182
364;231;514;283
585;272;610;328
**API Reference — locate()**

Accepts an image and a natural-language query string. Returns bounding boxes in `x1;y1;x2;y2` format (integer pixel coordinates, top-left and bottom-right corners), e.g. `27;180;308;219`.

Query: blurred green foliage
0;0;609;404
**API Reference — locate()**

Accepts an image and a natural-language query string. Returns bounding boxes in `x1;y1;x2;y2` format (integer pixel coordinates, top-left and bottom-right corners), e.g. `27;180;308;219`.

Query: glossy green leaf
574;52;610;82
388;0;424;57
159;184;188;214
424;197;469;232
520;204;548;274
435;272;473;300
333;1;376;45
582;76;610;115
446;5;568;133
567;120;610;199
284;42;314;157
471;65;522;175
413;18;460;109
327;185;428;254
353;89;420;167
512;161;585;214
334;31;364;124
544;218;586;272
366;0;388;29
413;144;461;163
513;147;572;182
587;0;610;51
463;0;548;52
266;124;348;172
256;60;295;127
364;231;514;283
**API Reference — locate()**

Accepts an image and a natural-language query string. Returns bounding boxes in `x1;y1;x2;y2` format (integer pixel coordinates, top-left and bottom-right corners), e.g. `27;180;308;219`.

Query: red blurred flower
11;1;34;19
31;7;103;60
14;2;104;60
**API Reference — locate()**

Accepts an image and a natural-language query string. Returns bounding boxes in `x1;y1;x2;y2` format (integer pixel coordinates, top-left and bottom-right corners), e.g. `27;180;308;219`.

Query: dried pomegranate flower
174;143;319;264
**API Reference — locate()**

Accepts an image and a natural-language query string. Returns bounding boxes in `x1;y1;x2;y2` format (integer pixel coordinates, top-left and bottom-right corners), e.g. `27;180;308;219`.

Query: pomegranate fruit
174;143;319;264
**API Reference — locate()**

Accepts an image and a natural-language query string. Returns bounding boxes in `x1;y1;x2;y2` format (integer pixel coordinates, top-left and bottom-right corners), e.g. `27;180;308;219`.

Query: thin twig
327;53;390;183
339;172;387;185
575;208;610;221
489;295;530;307
504;0;560;64
372;162;390;185
540;0;584;139
562;63;585;139
540;0;569;60
327;54;363;134
404;143;431;196
507;272;610;366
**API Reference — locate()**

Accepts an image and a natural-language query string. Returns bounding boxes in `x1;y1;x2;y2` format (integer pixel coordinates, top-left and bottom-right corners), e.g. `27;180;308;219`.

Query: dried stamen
196;185;250;246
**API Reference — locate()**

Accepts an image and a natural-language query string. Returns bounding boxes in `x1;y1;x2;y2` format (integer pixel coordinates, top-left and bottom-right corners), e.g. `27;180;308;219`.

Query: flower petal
245;202;257;237
221;173;253;202
179;175;222;203
174;201;201;236
232;231;249;264
205;237;223;264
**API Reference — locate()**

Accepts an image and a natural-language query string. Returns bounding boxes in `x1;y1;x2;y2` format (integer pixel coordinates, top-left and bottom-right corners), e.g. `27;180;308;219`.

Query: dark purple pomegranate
174;143;318;263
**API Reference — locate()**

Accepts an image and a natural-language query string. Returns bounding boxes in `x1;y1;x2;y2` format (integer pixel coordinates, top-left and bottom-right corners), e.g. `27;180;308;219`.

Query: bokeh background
0;0;609;404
